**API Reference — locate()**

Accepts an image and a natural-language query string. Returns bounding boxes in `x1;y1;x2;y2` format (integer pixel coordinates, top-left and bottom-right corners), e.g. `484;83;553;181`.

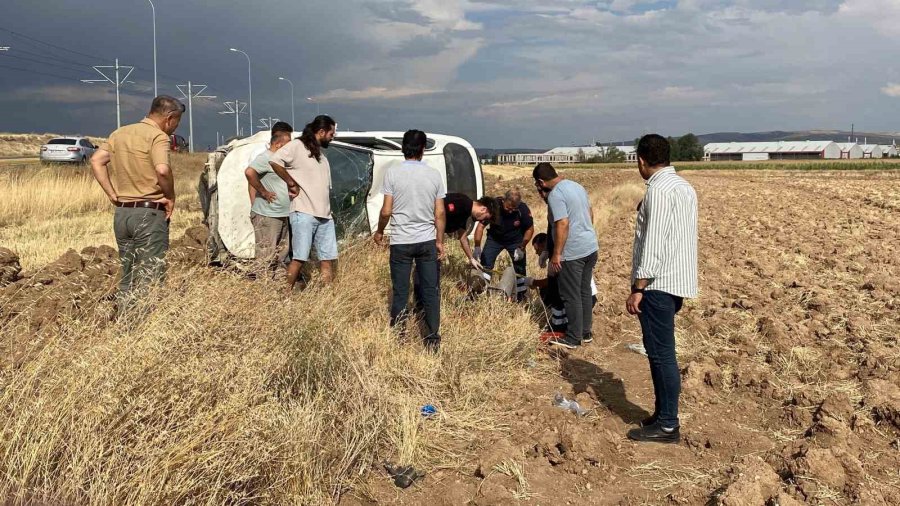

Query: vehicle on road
39;137;97;164
170;134;189;152
200;130;484;262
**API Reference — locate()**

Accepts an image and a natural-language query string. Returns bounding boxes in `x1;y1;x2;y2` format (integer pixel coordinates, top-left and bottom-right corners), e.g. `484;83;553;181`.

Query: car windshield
48;139;76;145
323;145;373;238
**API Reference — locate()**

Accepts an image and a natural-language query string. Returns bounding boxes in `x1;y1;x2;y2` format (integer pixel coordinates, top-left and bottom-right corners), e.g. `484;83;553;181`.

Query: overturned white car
200;131;484;262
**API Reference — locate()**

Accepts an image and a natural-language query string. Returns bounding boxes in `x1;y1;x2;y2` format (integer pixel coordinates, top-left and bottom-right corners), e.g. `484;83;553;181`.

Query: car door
323;142;374;238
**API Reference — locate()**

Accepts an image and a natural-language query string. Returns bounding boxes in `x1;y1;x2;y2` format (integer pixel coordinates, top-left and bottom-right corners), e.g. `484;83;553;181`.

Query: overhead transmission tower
81;58;134;129
176;81;216;153
219;100;247;139
258;116;280;131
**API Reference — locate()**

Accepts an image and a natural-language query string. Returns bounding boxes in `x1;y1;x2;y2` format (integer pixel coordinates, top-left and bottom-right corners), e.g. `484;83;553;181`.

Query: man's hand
626;292;643;315
373;230;386;246
513;248;525;262
549;253;562;275
473;246;482;261
154;197;175;220
469;256;483;271
259;189;277;203
524;276;535;288
287;182;300;199
436;242;446;260
106;192;119;205
538;250;549;268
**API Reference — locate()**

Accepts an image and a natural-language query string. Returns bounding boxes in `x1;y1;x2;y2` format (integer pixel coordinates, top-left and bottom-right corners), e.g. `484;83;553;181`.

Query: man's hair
504;188;522;206
532;233;547;245
532;162;558;181
402;129;428;159
299;115;335;162
475;196;500;223
637;134;670;167
149;95;185;116
270;131;291;145
271;121;293;135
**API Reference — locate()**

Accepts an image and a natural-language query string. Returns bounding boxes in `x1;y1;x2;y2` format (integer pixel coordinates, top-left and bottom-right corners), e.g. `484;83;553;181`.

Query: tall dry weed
0;238;542;504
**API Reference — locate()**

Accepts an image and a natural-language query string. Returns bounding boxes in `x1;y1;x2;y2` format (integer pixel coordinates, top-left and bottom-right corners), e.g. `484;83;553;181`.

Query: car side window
443;142;478;200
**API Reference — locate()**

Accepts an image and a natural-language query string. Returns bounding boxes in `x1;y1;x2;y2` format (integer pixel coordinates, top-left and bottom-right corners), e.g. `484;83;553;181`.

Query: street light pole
278;76;294;126
229;48;252;134
147;0;157;97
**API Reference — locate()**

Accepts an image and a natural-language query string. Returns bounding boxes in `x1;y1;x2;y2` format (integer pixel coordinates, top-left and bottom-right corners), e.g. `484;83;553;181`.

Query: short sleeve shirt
248;150;291;218
99;118;170;202
443;193;474;235
270;140;332;219
487;200;534;245
382;160;446;245
547;179;599;260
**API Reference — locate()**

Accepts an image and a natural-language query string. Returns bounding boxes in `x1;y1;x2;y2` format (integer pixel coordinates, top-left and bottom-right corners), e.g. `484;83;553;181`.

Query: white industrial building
497;144;636;164
703;141;842;161
860;144;883;158
882;144;898;157
837;143;864;159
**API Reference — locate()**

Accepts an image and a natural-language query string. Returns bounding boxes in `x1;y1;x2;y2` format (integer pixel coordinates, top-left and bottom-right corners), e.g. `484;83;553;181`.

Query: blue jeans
390;240;440;342
638;290;684;428
480;237;527;301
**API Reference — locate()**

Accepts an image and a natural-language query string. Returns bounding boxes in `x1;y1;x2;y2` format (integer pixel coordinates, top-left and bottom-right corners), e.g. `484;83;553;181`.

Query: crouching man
244;121;293;275
473;189;533;301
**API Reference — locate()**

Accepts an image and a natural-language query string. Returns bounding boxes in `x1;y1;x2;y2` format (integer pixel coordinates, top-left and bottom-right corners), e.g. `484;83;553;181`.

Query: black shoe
581;333;593;344
548;335;581;349
627;422;680;444
424;338;440;354
640;413;658;427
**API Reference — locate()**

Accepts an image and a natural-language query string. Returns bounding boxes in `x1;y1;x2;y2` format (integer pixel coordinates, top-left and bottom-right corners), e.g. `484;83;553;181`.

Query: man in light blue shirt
244;121;293;273
533;162;599;349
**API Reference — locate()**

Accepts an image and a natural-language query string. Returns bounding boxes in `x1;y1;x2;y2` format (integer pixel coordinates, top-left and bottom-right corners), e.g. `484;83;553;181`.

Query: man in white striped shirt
625;134;698;444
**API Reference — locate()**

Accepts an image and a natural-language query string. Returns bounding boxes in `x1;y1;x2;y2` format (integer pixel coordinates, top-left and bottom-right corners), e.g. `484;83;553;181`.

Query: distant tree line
632;133;704;162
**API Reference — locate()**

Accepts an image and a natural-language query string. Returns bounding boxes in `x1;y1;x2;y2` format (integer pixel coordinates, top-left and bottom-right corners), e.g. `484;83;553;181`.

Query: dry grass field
0;156;898;505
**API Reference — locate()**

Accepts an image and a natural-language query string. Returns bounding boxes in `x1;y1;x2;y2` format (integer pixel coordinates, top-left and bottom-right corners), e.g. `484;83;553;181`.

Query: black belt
116;201;166;211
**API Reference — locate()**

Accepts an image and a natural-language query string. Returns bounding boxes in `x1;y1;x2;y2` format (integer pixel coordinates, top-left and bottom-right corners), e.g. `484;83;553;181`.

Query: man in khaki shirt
90;96;184;309
270;115;337;290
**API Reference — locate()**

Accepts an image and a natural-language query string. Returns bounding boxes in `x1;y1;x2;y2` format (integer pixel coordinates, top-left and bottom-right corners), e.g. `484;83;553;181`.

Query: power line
0;63;83;82
0;52;91;74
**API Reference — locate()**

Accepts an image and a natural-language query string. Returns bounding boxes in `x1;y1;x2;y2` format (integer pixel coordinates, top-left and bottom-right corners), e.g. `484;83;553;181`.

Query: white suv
40;137;97;164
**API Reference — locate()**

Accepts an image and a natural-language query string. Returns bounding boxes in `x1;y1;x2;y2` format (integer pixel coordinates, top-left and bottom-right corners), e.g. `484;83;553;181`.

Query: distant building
703;141;842;161
859;144;883;159
882;144;898;157
496;144;636;164
837;143;864;159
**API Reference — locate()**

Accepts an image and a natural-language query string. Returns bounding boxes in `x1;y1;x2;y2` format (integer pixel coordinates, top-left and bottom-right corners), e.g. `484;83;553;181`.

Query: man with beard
269;115;337;289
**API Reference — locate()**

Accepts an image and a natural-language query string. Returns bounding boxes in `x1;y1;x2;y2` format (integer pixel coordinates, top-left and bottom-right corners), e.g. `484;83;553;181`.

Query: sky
2;0;900;149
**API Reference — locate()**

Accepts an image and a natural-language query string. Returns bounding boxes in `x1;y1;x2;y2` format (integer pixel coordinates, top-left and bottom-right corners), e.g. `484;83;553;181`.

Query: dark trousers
557;251;597;341
480;237;527;301
113;206;169;304
390;240;440;341
638;290;684;428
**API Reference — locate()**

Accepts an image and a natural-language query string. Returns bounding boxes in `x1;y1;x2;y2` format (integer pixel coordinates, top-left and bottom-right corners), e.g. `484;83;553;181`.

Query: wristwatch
631;285;645;294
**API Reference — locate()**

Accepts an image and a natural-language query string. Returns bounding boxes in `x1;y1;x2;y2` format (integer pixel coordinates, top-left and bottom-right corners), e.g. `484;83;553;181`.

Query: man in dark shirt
414;192;497;303
474;189;534;301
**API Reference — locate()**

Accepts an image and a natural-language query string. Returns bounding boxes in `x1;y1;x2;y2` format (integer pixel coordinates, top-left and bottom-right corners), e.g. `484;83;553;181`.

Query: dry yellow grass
0;153;204;269
0;236;542;504
0;132;107;158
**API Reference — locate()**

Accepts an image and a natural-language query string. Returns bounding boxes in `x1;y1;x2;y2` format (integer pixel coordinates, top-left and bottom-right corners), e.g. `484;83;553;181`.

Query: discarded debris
420;404;437;417
625;343;648;356
552;392;589;416
383;461;425;489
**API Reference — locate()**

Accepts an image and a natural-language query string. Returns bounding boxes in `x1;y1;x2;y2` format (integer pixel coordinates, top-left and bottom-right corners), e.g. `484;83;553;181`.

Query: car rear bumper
40;153;84;162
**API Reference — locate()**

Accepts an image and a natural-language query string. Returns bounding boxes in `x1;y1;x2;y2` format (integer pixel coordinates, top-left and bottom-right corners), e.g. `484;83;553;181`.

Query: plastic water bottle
553;392;588;416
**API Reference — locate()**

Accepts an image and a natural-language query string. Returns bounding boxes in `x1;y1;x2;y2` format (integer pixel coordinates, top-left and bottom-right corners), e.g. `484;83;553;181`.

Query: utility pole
176;81;216;153
229;48;253;134
278;76;294;126
258;116;280;131
81;58;134;129
147;0;158;97
220;99;247;139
